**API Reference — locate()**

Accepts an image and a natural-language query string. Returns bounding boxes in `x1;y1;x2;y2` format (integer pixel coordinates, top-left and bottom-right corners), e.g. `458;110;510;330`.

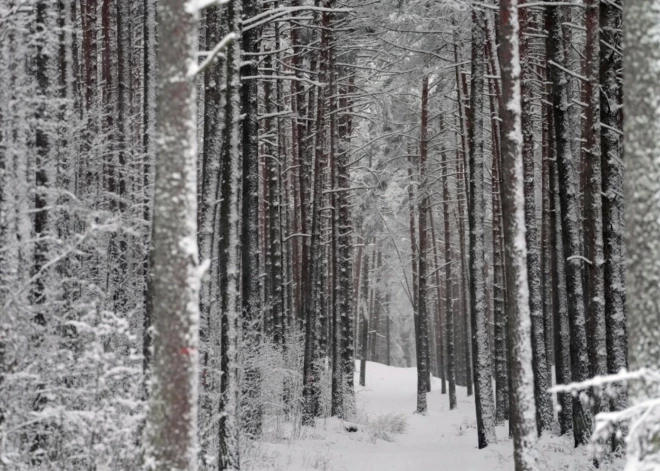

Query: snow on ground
251;362;623;471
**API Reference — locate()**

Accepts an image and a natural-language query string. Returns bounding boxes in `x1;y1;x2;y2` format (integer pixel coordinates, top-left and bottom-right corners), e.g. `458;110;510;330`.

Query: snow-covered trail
254;362;609;471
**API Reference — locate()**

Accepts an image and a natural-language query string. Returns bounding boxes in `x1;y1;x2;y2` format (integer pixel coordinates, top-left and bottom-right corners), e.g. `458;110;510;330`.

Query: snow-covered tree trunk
550;135;574;436
142;0;156;389
302;4;332;425
519;0;552;434
547;0;593;446
337;70;355;403
359;243;370;387
198;7;224;449
417;76;432;399
144;0;200;468
600;0;627;416
453;26;474;397
430;206;447;395
407;146;426;412
492;138;509;424
468;2;496;448
217;1;242;467
499;0;540;467
625;0;660;466
241;0;263;439
541;97;554;373
443;134;457;411
583;0;608;415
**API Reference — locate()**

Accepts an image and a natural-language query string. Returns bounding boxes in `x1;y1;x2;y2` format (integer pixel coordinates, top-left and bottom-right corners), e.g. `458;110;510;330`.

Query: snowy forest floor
248;362;624;471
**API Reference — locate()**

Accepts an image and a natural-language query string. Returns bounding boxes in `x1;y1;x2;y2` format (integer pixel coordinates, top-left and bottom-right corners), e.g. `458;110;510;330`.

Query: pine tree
499;0;540;467
600;0;627;417
468;4;496;448
519;0;552;433
144;0;200;467
547;0;593;446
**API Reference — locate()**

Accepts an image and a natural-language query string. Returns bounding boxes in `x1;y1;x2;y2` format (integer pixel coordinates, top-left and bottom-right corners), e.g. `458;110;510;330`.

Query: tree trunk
519;0;552;434
442;129;457;411
418;76;431;397
583;0;608;416
430;207;447;395
625;0;660;465
600;0;627;417
499;0;540;467
547;0;593;446
217;2;242;466
492;134;509;424
468;5;496;448
145;0;200;467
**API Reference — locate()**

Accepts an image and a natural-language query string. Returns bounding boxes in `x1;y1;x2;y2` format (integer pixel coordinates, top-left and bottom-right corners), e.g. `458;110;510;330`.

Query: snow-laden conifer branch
189;32;237;77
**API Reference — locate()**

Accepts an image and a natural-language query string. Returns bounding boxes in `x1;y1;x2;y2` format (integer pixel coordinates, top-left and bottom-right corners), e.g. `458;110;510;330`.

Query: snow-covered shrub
551;369;660;469
366;413;408;442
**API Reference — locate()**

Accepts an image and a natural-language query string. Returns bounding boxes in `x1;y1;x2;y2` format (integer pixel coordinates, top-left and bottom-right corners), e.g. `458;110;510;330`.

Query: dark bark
600;0;627;416
584;0;608;416
442;131;457;411
519;0;552;434
468;6;496;448
499;0;540;467
547;0;593;446
417;76;431;398
492;137;509;424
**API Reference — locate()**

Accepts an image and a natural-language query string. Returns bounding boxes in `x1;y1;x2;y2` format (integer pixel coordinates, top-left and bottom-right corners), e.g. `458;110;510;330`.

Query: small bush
367;413;408;442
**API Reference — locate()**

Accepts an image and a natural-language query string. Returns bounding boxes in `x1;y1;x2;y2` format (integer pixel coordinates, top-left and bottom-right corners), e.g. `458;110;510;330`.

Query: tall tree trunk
600;0;627;417
625;0;660;465
547;0;593;446
453;24;474;397
145;0;200;467
430;207;447;395
499;0;540;468
418;76;431;398
338;77;355;407
302;4;331;425
492;135;509;424
519;0;552;434
217;2;242;467
407;145;426;412
583;0;608;416
468;4;496;448
241;0;262;439
442;131;457;411
550;129;574;437
142;0;156;391
359;242;372;387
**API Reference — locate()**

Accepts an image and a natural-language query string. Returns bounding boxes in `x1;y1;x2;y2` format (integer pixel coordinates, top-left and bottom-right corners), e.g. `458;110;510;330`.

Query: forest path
255;362;600;471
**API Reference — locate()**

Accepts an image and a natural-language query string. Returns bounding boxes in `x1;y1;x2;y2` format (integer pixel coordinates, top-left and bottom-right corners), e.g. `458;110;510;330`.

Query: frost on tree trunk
442;131;457;411
492;140;509;424
217;0;242;468
144;0;200;468
519;0;552;434
547;0;593;447
468;3;496;448
550;137;574;436
417;76;432;401
407;144;426;413
430;205;447;395
625;0;660;466
359;243;370;387
583;0;608;415
241;0;262;439
544;13;573;437
499;0;540;468
600;0;627;416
